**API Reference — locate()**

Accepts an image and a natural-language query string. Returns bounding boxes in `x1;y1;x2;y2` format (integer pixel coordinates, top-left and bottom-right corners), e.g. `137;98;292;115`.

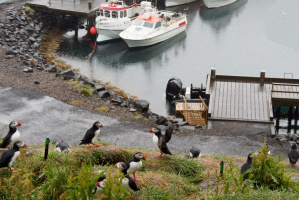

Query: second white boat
119;9;187;48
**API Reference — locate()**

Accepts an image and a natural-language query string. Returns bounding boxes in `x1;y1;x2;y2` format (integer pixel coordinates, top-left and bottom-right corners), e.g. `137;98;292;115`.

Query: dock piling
211;68;216;79
260;70;265;87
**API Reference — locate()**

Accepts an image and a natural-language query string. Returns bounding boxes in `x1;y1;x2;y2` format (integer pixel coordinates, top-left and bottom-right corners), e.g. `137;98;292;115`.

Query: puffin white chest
153;135;159;150
127;161;142;174
92;129;100;143
122;178;134;193
8;151;20;167
9;130;20;148
190;152;193;158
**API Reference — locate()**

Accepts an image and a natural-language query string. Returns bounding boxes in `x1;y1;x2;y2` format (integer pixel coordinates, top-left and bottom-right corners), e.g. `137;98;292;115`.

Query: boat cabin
133;15;162;29
97;1;135;19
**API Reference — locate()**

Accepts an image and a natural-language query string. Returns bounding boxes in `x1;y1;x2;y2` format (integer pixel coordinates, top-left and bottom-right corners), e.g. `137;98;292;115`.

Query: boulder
98;90;111;99
57;69;76;80
134;99;149;113
156;115;168;125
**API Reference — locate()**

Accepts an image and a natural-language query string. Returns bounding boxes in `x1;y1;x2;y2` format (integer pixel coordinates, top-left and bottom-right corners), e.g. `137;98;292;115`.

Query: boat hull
203;0;238;8
166;0;198;7
96;29;122;43
122;25;187;48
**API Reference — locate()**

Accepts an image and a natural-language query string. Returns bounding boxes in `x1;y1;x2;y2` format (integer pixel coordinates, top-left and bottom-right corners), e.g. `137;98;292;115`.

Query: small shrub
248;139;299;191
98;107;110;112
71;100;84;105
25;6;35;14
80;88;92;96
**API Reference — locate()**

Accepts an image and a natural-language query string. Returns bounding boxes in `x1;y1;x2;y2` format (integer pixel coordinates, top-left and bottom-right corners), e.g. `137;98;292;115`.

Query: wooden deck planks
207;76;299;122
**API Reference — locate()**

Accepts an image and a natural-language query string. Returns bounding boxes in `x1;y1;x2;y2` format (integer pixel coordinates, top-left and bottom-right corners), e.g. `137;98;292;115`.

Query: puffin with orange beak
80;121;103;146
0;141;27;172
0;121;22;149
149;122;173;157
124;152;146;181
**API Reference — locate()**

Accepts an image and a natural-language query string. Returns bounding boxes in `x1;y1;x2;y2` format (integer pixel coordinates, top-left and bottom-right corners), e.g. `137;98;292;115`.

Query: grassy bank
0;142;298;199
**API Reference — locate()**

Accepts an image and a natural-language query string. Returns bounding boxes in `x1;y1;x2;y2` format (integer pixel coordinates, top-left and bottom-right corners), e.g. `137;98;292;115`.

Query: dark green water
58;0;299;116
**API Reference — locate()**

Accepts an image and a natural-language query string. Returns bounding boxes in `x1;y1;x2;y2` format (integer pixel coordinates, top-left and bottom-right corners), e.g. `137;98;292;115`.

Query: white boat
166;0;199;7
203;0;238;8
95;0;148;43
119;8;187;48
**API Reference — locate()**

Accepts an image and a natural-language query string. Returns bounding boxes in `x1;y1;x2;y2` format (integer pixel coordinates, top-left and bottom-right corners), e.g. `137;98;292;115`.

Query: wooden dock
25;0;103;16
206;69;299;123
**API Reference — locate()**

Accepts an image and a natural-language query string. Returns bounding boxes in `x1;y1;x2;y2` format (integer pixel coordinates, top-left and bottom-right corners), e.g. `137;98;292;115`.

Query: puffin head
9;121;22;128
247;153;254;161
291;143;297;149
94;121;103;128
95;179;106;188
149;127;160;134
14;141;27;148
134;152;146;161
114;162;127;170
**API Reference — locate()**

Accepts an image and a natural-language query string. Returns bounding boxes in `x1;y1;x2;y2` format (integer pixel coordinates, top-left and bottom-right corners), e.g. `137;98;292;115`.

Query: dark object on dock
166;77;183;101
44;138;50;160
220;161;224;176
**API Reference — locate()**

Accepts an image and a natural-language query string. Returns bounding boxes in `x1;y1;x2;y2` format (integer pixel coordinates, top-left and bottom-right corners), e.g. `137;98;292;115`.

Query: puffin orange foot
155;153;162;158
94;144;101;146
88;144;94;146
125;196;132;199
9;168;17;173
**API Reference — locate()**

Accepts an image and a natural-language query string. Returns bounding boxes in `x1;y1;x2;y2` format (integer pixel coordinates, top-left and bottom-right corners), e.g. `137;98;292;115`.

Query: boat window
105;10;110;18
124;10;127;17
98;9;103;16
120;11;123;18
143;21;154;29
132;19;143;26
155;21;161;29
112;11;118;18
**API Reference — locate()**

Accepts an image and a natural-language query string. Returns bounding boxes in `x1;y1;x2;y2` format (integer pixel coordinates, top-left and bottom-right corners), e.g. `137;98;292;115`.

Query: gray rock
134;99;149;113
111;96;124;105
129;108;137;112
178;121;189;126
120;101;129;107
180;126;195;130
44;65;57;73
156;115;168;125
57;69;76;80
94;84;106;92
98;90;111;98
23;67;33;72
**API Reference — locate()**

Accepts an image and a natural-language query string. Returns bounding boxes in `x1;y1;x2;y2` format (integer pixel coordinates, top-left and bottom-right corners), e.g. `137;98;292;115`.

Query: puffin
288;143;299;166
189;147;201;158
80;121;103;146
115;162;140;198
0;141;27;172
94;170;107;196
0;121;22;149
148;122;173;157
240;153;253;180
123;152;146;181
55;141;70;153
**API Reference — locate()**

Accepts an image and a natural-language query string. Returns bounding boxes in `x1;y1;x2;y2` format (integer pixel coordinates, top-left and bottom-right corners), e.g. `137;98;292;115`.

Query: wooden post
88;1;92;12
294;106;298;133
275;106;280;133
260;70;265;87
287;106;293;133
211;68;216;80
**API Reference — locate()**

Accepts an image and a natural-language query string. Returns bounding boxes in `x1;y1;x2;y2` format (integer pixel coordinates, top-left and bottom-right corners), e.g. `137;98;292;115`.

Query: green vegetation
0;141;298;200
25;6;35;14
79;88;92;97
